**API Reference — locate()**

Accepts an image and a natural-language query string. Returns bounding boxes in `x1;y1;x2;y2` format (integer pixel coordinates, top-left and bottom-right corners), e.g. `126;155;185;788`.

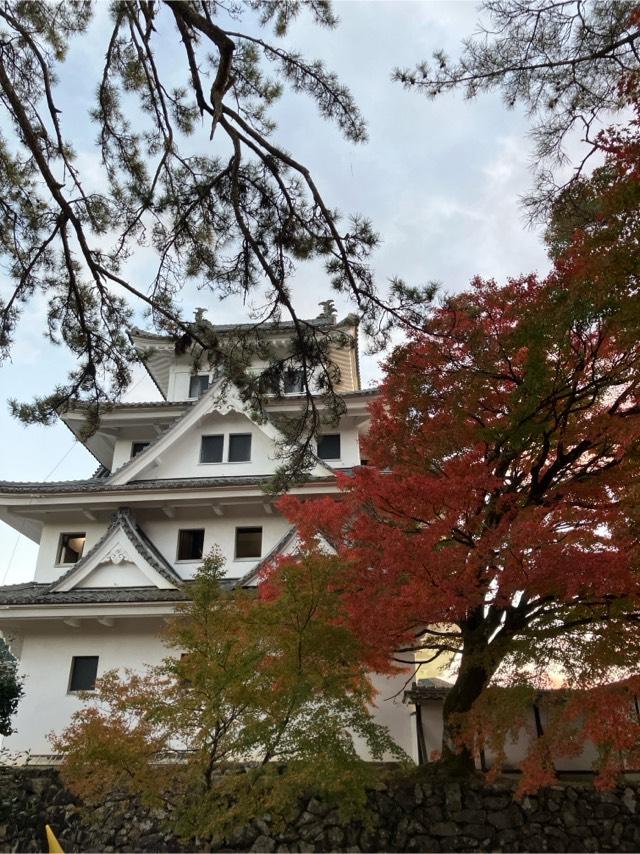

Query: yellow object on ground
45;824;64;853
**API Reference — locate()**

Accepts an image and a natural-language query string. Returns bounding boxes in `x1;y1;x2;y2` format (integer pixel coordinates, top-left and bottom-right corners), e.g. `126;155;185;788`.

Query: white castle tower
0;307;417;759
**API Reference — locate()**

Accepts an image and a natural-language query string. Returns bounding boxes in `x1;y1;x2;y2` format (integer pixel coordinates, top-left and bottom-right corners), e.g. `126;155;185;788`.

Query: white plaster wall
170;367;215;401
167;358;325;401
34;522;107;584
6;621;416;762
75;561;153;588
112;440;129;472
132;414;361;481
141;413;279;480
32;514;292;585
417;698;602;772
5;620;168;754
351;669;418;763
143;513;292;579
318;428;360;468
419;699;446;762
112;437;156;472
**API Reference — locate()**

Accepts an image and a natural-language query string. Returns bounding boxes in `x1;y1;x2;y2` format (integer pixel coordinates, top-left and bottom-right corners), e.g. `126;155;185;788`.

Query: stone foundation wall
2;767;640;852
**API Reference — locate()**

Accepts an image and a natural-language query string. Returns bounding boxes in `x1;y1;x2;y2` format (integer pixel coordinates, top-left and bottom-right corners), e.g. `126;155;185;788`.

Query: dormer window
283;369;304;395
317;434;341;460
57;532;86;565
189;374;210;399
228;433;251;462
131;441;150;458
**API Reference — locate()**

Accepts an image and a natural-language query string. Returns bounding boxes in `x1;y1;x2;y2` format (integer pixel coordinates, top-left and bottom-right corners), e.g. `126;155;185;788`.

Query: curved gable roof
51;507;181;592
107;378;335;487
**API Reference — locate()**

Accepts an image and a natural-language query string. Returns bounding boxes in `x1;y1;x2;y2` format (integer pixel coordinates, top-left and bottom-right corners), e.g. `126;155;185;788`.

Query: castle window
68;656;99;692
228;433;251;463
283;369;304;394
177;529;204;561
131;441;150;458
57;532;86;565
235;527;262;559
189;375;210;399
317;434;341;460
200;435;224;464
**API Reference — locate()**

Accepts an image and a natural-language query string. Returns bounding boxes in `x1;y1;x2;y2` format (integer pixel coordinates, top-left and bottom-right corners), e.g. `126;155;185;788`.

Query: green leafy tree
395;0;640;216
0;0;428;454
52;550;406;841
0;637;23;737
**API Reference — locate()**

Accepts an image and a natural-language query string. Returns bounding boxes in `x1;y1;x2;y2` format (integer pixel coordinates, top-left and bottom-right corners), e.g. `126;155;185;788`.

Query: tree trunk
440;657;491;774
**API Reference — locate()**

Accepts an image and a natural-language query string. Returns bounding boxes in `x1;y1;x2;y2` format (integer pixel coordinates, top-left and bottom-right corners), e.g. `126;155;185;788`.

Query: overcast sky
0;1;554;584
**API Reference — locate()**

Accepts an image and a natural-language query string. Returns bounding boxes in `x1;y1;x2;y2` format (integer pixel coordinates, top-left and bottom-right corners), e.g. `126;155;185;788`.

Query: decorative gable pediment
107;378;334;486
52;509;180;592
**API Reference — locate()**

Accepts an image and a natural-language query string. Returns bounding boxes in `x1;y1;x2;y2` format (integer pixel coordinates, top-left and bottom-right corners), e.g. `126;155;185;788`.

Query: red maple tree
279;74;640;780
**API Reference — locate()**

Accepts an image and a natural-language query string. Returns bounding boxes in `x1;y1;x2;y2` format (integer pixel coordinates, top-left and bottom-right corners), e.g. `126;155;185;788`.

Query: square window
189;375;210;399
283;369;304;394
317;434;341;460
258;373;280;396
228;433;251;463
235;527;262;559
68;656;99;692
177;529;204;561
57;533;86;565
200;435;224;463
131;441;150;458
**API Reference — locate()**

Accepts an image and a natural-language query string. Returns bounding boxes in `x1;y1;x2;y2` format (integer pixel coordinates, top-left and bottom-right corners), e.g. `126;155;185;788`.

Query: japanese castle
0;305;417;760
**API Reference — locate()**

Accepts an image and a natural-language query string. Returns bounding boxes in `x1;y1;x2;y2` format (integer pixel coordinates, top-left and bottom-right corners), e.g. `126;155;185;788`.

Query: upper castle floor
129;303;361;403
0;306;376;582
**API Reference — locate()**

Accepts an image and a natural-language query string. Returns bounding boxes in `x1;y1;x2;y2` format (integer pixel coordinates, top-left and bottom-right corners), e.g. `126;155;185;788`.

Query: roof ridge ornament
317;299;337;323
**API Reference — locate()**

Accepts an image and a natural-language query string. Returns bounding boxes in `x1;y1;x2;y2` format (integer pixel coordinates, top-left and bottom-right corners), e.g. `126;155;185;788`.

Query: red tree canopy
283;271;640;682
279;74;640;782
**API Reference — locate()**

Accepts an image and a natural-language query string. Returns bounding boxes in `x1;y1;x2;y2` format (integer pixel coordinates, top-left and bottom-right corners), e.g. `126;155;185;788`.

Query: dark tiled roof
0;472;349;495
130;313;359;342
404;679;454;702
69;390;374;415
264;388;378;402
0;576;245;606
0;582;193;605
52;508;182;589
90;464;111;479
70;400;192;411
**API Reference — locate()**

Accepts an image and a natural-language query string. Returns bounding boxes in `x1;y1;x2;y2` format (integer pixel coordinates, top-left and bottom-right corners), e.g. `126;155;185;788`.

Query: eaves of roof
404;683;580;705
0;471;353;495
0;577;247;606
67;400;191;411
65;389;377;413
264;387;378;404
404;687;452;702
129;314;359;343
0;582;193;606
